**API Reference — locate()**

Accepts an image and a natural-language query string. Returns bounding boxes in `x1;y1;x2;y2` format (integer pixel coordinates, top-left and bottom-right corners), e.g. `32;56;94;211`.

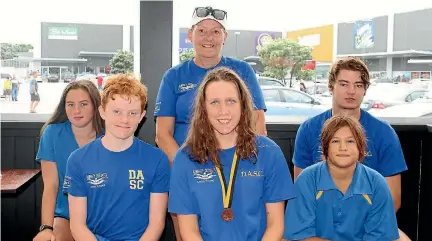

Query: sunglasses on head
194;7;227;21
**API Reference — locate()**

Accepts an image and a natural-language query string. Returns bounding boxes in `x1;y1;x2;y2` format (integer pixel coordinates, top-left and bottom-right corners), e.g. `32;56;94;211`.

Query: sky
1;0;432;45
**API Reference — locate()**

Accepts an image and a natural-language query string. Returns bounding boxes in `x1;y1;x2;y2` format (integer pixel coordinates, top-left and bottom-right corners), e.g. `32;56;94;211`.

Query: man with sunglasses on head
154;6;267;241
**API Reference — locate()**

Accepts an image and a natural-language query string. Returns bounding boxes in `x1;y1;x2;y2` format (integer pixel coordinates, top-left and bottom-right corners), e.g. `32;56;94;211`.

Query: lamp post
234;32;240;59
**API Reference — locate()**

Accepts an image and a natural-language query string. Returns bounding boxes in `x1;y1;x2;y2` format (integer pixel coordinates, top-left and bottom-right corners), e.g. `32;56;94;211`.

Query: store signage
48;26;78;40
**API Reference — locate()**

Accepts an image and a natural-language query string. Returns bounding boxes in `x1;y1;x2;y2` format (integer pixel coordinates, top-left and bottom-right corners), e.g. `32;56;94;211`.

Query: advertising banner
286;25;333;62
354;21;374;49
301;60;316;71
254;32;277;55
179;32;193;54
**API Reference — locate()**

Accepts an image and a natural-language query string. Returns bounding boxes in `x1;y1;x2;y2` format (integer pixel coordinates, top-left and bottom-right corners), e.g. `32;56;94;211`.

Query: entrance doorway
41;66;69;82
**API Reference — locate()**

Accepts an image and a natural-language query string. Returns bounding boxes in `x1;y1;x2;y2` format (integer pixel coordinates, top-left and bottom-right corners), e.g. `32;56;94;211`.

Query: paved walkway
1;83;68;114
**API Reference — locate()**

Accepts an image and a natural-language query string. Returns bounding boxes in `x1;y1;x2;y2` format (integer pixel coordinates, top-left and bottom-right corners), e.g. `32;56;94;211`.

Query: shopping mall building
286;7;432;81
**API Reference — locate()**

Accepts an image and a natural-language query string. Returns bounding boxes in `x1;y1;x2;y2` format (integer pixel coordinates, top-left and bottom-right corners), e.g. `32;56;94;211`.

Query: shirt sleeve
283;170;317;240
243;63;266;111
377;125;408;176
292;121;314;169
150;152;171;193
36;125;55;163
363;174;400;241
154;69;177;118
63;150;87;197
168;150;199;215
263;146;296;202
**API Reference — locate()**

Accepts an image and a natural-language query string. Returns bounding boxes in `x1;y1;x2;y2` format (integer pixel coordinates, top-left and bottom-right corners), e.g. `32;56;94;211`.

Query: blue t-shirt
284;161;400;241
36;121;83;219
168;135;296;241
293;109;408;177
154;56;266;146
63;137;171;241
29;78;38;94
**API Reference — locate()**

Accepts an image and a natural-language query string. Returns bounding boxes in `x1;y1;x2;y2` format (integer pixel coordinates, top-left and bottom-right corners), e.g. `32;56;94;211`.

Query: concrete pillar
137;0;173;145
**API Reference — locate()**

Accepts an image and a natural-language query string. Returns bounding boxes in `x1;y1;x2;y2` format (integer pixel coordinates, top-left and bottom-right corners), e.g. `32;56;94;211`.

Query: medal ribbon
215;153;240;209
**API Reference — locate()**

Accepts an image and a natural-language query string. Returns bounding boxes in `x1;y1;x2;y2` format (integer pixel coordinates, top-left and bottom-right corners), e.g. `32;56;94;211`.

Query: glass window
262;89;282;102
259;77;284;86
282;89;313;104
407;91;427;102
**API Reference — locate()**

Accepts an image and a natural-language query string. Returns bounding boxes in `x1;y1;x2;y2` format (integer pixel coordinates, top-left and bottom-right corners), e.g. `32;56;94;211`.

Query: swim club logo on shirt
154;102;161;114
129;169;145;190
63;176;71;189
86;173;108;188
193;168;217;183
178;83;197;93
240;170;264;177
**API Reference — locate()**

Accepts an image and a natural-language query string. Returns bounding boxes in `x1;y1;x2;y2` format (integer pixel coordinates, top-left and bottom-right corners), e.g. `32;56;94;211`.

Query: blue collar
326;108;368;125
190;56;226;71
317;161;372;197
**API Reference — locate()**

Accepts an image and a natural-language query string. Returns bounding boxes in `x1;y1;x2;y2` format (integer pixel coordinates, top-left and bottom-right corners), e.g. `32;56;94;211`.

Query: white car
370;102;432;118
257;76;284;87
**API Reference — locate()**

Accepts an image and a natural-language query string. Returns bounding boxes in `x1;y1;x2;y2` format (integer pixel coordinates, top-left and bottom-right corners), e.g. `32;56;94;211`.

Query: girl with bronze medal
217;153;239;222
168;67;296;241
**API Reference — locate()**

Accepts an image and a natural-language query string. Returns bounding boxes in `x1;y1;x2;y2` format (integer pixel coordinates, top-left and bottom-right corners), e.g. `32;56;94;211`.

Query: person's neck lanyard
215;152;240;222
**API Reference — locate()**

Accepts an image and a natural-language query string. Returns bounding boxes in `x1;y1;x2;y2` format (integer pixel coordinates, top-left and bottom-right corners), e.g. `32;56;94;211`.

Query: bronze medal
216;153;239;222
221;208;234;222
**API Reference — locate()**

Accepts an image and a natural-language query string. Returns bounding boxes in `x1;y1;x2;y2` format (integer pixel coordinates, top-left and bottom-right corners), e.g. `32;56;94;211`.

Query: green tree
258;38;312;86
1;43;34;60
180;49;195;62
296;70;316;81
109;50;134;74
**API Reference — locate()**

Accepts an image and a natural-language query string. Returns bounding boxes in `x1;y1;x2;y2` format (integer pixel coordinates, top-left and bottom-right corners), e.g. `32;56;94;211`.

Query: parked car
265;102;327;117
257;76;284;87
370;78;394;85
63;72;76;83
76;72;96;81
409;78;431;89
304;82;328;95
261;86;329;117
47;74;59;83
362;86;428;111
244;56;264;73
370;103;432;118
413;90;432;103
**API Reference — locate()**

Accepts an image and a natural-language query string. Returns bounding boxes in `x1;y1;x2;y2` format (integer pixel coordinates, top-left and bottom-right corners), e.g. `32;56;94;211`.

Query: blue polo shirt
36;121;89;219
293;109;408;177
154;56;266;146
284;161;400;241
168;135;296;241
63;137;170;241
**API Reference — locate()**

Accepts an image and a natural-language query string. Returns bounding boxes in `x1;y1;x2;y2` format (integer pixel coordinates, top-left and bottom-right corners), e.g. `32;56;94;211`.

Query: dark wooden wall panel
395;131;423;241
1;122;43;241
267;125;298;173
1;136;15;169
418;130;432;241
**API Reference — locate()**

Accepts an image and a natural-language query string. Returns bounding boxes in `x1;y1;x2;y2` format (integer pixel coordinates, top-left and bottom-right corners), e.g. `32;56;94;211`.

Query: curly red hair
101;74;148;113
